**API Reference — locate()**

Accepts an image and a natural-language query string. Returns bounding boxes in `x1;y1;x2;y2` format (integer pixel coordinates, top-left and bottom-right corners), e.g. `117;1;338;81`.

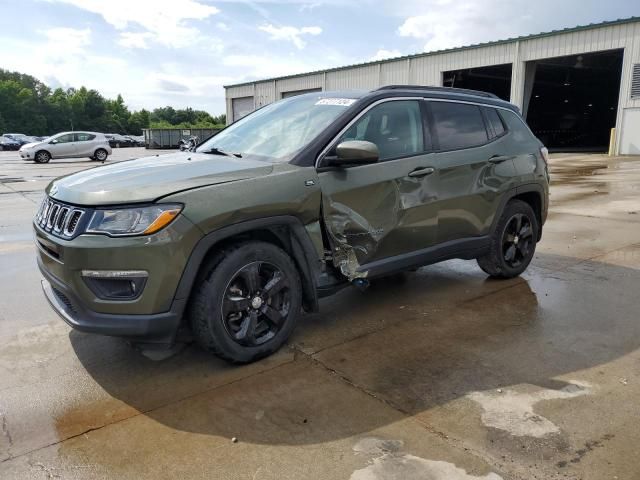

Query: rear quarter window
430;102;488;150
485;108;506;138
500;110;537;143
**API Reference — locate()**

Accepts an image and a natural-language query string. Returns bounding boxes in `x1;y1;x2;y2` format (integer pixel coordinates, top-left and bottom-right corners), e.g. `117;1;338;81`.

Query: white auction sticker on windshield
315;98;356;106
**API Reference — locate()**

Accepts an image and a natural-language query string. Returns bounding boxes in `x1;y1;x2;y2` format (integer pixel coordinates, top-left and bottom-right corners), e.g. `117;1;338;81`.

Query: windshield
196;94;358;162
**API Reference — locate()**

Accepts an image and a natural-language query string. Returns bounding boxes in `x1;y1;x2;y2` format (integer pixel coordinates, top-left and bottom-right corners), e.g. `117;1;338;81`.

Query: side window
430;102;488;150
500;110;536;143
485;108;506;138
75;133;96;142
338;100;424;161
55;134;74;143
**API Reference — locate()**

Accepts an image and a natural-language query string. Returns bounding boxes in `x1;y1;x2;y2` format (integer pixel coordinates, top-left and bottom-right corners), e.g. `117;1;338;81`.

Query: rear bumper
39;258;185;344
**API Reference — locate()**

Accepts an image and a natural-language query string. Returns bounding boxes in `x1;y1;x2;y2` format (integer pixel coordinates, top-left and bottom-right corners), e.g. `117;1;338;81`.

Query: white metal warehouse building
224;17;640;154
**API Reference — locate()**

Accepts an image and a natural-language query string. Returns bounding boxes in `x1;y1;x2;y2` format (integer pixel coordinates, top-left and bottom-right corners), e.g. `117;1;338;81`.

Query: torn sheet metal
321;185;401;280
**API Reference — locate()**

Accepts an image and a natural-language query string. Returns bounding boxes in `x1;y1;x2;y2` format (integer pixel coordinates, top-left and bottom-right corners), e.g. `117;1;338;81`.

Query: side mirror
49;139;58;144
327;140;379;167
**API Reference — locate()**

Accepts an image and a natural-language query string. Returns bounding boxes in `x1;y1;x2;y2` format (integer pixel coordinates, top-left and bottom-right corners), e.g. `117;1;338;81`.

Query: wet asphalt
0;149;639;479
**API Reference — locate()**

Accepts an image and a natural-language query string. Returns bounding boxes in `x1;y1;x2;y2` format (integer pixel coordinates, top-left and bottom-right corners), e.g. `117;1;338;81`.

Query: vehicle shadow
67;252;640;446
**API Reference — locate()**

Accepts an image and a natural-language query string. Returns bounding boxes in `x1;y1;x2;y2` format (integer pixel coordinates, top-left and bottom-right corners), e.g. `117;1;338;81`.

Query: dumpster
143;128;220;149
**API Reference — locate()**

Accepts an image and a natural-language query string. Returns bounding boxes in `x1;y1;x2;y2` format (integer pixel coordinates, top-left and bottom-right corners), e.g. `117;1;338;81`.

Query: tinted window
485;108;506;138
55;134;74;143
430;102;487;150
500;110;536;143
75;133;96;142
339;100;424;160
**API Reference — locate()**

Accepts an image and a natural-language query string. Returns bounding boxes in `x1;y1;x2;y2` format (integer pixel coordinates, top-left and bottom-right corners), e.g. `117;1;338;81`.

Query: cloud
158;79;190;93
216;22;230;32
52;0;219;48
222;54;320;80
371;49;402;61
299;2;322;12
118;32;154;49
397;2;525;52
42;27;91;55
258;24;322;50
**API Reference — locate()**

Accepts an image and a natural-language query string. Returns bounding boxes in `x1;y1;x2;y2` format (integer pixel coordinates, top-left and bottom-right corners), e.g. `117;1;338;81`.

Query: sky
0;0;638;115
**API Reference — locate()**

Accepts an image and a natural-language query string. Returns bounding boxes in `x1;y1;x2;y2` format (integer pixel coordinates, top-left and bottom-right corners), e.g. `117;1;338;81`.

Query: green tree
0;68;224;135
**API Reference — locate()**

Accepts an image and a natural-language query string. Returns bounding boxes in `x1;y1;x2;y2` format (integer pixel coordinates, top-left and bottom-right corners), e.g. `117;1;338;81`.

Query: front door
48;133;77;158
317;99;439;276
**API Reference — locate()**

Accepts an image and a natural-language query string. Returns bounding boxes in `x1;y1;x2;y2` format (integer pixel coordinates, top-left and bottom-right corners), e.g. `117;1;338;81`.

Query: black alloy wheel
501;213;534;268
476;199;538;278
221;261;290;346
189;241;302;363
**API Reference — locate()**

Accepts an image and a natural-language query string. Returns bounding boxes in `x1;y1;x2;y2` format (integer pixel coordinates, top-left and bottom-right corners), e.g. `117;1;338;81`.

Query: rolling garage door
232;96;254;121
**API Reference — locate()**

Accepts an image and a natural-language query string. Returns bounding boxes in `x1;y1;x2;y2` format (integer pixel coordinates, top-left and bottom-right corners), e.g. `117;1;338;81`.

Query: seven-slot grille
36;197;85;238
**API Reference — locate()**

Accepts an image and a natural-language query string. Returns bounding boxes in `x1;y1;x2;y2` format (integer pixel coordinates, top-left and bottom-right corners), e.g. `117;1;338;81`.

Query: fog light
82;270;148;300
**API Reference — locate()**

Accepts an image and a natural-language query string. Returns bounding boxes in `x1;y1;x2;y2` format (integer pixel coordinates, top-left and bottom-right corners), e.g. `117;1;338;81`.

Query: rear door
425;100;517;243
317;98;440;276
74;133;96;156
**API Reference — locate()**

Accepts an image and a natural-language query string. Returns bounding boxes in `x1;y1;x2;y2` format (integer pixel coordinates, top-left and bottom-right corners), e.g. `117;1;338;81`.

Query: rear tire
34;150;51;164
188;241;302;363
477;199;538;278
94;149;108;161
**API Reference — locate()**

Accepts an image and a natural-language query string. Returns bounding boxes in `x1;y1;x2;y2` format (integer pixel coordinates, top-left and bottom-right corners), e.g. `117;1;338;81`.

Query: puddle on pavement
467;381;591;438
351;438;503;480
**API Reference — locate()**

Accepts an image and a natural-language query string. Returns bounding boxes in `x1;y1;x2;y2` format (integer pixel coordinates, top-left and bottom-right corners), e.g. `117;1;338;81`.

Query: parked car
5;133;32;145
35;86;549;363
20;131;112;163
105;133;135;148
124;135;145;147
0;135;21;150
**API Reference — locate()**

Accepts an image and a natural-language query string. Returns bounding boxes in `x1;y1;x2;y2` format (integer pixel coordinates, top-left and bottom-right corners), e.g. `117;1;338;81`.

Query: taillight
540;146;550;165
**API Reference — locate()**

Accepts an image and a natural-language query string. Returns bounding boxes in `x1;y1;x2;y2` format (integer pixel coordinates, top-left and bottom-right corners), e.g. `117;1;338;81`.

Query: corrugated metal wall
225;20;640;154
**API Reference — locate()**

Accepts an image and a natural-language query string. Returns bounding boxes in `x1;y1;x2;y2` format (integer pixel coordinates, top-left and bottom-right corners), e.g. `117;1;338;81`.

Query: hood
48;151;274;205
21;141;41;149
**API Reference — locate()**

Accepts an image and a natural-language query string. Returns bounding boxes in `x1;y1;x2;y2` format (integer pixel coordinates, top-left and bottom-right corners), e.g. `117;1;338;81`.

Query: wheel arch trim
172;216;322;317
492;183;546;241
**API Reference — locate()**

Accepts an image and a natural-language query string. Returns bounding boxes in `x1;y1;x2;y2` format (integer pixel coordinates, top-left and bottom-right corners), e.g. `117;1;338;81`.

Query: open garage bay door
443;64;512;101
524;49;623;152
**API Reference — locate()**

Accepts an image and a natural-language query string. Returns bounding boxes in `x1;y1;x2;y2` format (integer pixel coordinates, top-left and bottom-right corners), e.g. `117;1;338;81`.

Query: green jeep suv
35;86;550;363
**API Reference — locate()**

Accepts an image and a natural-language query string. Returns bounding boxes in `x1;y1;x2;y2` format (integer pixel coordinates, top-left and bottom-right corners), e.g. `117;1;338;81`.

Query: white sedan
19;131;112;164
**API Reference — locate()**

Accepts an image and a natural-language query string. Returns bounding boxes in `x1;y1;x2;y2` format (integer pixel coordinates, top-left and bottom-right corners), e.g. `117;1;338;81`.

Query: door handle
489;155;514;164
408;167;435;177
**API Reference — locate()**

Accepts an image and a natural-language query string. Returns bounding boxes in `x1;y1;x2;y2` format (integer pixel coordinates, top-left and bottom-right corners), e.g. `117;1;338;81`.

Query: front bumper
40;266;185;343
34;211;203;344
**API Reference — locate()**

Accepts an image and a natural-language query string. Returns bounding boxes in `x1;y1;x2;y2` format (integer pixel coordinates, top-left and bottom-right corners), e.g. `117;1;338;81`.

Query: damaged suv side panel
319;153;440;279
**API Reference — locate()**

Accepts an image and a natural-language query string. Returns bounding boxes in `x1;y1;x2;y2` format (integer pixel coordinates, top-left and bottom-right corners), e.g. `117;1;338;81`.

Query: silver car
19;131;112;164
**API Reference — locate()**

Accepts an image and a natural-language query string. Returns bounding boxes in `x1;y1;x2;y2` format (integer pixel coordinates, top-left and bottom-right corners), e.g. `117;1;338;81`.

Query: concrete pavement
1;150;639;479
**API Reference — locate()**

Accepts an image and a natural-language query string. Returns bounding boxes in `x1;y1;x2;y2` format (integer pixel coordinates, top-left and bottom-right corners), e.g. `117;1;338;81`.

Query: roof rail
374;85;499;99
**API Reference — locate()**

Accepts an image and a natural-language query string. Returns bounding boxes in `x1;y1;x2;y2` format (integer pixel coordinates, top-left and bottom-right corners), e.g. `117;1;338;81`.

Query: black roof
375;85;499;99
366;85;518;112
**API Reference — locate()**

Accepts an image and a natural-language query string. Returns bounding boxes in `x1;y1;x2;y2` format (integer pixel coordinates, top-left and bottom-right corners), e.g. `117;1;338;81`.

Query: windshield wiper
201;147;242;158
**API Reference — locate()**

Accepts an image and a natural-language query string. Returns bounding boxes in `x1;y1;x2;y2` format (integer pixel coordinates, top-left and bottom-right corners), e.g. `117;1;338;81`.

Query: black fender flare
171;216;322;319
490;183;546;241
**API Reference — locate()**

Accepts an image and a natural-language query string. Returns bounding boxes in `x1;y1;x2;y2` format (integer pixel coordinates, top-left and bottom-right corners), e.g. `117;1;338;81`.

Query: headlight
87;204;182;236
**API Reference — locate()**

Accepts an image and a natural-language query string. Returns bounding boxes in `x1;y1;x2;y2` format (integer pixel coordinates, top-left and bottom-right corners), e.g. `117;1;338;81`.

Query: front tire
34;150;51;164
188;241;302;363
477;199;538;278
